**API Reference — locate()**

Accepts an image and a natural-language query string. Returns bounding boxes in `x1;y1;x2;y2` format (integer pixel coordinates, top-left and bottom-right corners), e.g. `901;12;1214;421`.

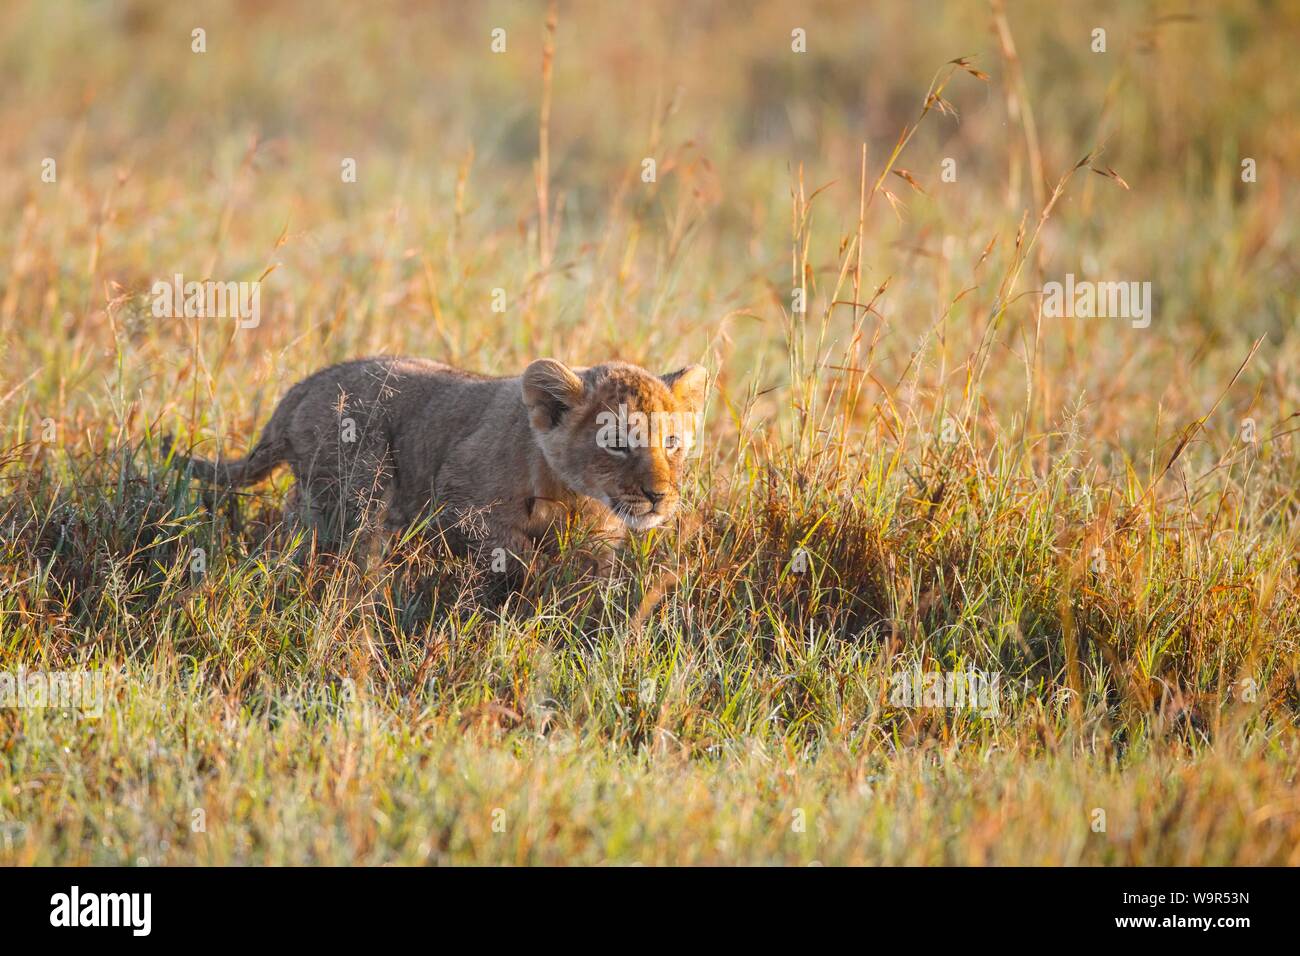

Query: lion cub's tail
163;433;286;488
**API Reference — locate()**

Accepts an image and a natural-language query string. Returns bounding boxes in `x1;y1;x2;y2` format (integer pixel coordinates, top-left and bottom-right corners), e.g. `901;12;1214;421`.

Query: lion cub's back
274;356;492;452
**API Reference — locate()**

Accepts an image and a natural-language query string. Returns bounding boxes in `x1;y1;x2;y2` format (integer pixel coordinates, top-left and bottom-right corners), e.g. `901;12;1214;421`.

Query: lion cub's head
522;359;708;530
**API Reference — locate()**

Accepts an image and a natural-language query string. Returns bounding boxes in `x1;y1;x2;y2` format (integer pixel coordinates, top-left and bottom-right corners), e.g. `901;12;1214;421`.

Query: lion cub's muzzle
611;486;679;529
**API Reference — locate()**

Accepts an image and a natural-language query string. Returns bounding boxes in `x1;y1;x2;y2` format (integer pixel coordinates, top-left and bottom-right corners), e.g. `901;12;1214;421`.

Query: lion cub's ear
522;359;586;429
661;364;708;410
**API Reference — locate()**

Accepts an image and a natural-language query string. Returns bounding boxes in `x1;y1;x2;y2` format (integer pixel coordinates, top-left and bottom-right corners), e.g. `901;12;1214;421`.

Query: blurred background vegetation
3;0;1297;448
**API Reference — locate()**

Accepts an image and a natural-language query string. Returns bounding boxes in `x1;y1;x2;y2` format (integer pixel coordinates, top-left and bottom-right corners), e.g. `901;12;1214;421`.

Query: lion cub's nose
642;486;666;508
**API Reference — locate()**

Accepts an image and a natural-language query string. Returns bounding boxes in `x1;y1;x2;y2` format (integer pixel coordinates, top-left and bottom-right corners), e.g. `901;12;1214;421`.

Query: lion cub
172;357;707;569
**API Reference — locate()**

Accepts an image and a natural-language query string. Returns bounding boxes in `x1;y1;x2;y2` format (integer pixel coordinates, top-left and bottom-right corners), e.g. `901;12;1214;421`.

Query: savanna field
1;0;1298;865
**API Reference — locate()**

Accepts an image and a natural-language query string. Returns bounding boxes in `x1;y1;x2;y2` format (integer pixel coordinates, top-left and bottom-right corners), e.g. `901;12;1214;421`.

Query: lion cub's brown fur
172;357;707;570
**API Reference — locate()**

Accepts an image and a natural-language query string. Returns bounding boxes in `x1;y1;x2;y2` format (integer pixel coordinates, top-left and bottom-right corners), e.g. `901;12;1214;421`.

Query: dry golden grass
0;0;1298;864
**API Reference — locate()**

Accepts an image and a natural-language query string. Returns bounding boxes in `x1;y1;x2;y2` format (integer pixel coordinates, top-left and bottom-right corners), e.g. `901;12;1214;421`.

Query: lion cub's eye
664;434;681;453
603;435;630;457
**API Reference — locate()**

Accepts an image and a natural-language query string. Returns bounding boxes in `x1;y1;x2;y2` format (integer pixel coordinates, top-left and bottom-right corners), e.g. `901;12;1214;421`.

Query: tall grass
0;0;1297;864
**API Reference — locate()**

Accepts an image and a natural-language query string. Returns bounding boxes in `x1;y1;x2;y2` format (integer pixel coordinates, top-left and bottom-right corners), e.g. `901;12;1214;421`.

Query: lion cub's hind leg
285;437;396;569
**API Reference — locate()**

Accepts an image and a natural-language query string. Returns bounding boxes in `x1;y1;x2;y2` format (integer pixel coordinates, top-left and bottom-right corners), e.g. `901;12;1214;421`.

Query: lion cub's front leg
473;514;619;597
464;524;534;606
